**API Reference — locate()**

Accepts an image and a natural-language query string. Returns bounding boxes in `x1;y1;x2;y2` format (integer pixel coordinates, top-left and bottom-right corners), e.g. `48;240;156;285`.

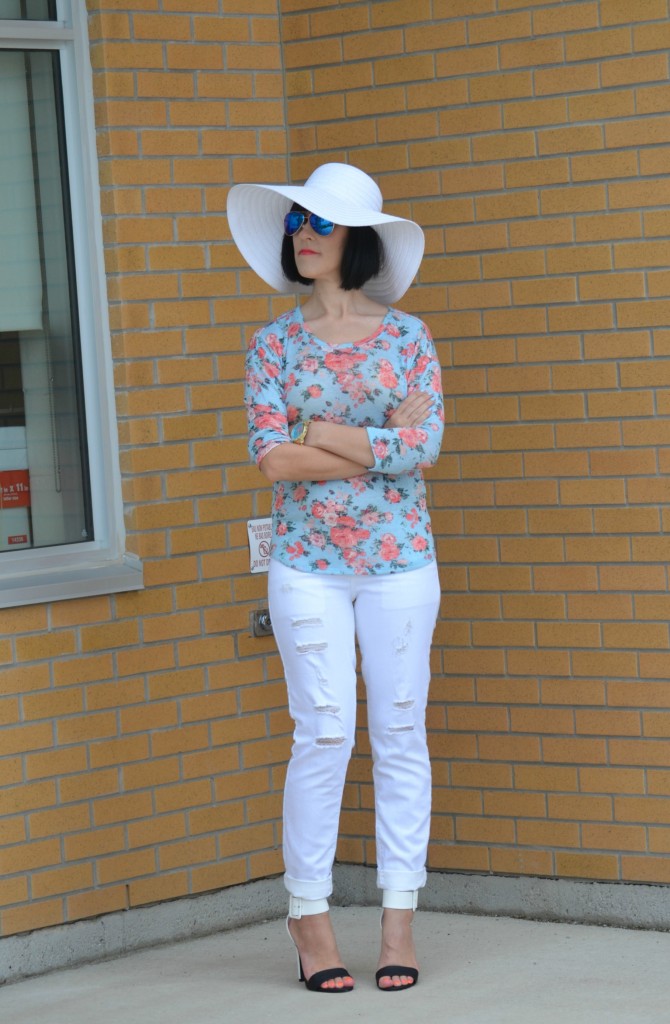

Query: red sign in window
0;470;31;509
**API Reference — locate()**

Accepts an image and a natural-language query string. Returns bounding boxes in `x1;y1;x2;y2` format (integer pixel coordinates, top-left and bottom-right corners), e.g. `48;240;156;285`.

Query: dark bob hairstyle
280;204;385;292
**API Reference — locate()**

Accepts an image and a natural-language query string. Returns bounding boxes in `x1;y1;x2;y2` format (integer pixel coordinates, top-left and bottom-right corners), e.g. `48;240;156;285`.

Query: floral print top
244;305;444;576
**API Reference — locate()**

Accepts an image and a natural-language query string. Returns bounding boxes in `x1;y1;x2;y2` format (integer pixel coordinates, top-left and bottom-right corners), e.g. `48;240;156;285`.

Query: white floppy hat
226;162;425;305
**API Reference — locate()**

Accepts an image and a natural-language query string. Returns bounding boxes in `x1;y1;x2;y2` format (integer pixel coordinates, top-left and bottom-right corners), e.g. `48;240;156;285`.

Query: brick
567;593;633;620
513;277;576;305
590;391;655;419
616;795;670;820
32;864;94;900
501;36;564;70
1;900;64;938
67;887;128;923
491;848;553;876
580;272;644;301
617;241;670;272
190;859;248;895
542;680;605;706
64;827;125;861
600;565;666;592
555;853;619;880
534;63;599;96
649;771;670;795
576;212;641;242
580;768;645;794
507;650;571;677
606;115;670;149
602;54;668;87
517;821;579;847
436;45;497;79
571;151;638;183
572;652;638;679
473;131;535;162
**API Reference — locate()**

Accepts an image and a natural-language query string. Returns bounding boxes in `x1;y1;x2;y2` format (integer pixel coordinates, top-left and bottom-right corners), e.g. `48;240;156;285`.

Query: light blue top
244;305;444;575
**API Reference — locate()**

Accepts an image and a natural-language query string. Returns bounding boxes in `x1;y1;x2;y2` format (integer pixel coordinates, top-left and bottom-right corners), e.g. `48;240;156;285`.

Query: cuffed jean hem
284;873;333;900
377;868;427;892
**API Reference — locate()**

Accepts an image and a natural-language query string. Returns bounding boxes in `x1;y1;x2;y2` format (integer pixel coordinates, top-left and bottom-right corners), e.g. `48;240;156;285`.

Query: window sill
0;552;143;609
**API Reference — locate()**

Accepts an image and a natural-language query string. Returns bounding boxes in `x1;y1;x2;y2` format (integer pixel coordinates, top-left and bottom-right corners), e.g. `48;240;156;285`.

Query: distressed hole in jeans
315;704;340;715
393;699;414;710
393;620;413;654
388;724;414;733
296;642;328;654
315;736;345;747
292;617;323;628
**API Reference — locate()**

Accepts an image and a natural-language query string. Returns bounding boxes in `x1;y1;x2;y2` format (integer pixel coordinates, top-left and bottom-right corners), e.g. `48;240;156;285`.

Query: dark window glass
0;2;57;20
0;48;92;552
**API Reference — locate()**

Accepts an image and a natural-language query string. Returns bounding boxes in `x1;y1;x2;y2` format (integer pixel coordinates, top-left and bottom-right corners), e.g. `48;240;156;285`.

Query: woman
227;163;444;993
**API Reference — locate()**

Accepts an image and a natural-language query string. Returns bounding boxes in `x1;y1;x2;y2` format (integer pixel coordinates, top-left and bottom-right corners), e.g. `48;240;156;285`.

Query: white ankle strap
382;889;418;910
288;895;329;919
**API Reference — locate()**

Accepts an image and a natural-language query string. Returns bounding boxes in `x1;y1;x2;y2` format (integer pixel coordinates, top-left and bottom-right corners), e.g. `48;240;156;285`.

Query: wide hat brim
226;163;425;305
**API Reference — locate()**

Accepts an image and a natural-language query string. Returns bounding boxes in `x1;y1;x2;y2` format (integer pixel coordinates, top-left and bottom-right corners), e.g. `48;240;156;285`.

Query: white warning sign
247;517;272;574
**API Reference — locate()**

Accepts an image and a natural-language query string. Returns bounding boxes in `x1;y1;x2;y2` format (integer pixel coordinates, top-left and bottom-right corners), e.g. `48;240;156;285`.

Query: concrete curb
2;867;670;985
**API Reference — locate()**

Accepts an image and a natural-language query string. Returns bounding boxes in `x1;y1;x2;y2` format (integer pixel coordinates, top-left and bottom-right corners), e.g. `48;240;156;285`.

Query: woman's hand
384;391;433;428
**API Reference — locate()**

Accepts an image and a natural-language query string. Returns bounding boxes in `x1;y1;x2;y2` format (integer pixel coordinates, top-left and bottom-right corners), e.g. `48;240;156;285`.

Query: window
0;1;142;607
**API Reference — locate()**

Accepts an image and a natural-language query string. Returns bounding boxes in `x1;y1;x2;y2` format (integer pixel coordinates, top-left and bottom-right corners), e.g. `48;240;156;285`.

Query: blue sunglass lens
284;211;304;235
283;211;335;236
310;215;335;236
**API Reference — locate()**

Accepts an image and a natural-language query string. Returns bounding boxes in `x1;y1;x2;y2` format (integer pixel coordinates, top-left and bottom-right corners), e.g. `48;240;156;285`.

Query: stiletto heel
285;918;306;981
286;896;354;993
376;890;419;992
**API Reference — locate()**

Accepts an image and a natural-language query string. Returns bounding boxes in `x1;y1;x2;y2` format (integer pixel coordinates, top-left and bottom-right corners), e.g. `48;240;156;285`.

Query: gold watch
289;421;310;445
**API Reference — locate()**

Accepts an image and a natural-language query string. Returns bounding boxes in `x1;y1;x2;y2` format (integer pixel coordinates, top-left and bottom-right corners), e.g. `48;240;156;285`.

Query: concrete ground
0;907;668;1024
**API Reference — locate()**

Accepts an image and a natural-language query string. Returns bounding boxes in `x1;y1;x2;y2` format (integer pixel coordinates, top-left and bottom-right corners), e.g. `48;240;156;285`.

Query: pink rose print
307;385;322;398
386;489;401;504
380;533;400;560
294;485;307;502
373;439;389;460
412;536;428;551
265;332;283;356
324;350;367;374
311;501;326;519
288;541;305;559
330;516;370;549
405;507;419;526
398;427;428;448
263;358;280;378
254;405;286;432
378;359;398;389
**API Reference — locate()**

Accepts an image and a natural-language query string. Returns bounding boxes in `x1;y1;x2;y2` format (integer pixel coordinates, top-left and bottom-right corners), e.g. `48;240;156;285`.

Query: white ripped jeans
268;559;441;900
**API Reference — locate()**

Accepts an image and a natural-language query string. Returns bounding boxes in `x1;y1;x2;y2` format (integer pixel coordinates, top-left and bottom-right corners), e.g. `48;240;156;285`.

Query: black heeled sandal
377;890;419;992
286;897;354;994
375;965;419;991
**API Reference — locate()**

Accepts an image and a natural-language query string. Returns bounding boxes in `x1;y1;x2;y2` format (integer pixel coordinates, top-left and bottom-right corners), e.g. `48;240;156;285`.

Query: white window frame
0;0;142;608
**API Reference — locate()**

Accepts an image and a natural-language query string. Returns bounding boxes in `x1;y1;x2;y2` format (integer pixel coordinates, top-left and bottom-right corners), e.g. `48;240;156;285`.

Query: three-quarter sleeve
244;326;290;466
365;322;444;475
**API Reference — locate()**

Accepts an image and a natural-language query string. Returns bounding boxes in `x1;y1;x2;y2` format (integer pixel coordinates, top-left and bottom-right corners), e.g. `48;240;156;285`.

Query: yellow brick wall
2;0;670;939
284;0;670;886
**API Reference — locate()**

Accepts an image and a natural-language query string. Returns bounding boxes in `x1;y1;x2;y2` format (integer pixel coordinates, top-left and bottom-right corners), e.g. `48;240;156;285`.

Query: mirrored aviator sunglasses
283;210;335;237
